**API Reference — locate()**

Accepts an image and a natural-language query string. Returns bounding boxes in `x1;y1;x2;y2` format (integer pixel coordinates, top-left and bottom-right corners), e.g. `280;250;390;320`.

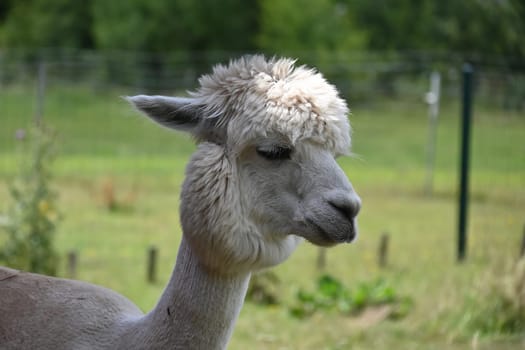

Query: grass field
1;84;524;349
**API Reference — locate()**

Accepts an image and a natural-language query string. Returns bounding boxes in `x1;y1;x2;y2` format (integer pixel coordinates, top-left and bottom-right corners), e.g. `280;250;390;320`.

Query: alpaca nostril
328;195;361;222
329;202;356;222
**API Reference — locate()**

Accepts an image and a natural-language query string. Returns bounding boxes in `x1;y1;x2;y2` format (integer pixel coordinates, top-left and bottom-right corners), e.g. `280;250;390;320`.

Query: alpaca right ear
126;95;201;133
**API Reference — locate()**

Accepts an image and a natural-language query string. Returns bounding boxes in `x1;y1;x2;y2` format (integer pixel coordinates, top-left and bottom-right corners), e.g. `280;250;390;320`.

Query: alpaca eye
256;146;292;160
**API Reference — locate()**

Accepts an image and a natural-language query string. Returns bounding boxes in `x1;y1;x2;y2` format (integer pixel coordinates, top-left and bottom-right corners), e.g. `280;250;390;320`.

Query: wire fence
2;49;524;104
1;49;523;174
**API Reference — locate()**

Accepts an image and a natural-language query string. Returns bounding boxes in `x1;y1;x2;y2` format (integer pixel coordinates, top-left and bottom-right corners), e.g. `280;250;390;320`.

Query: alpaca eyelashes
256;146;293;161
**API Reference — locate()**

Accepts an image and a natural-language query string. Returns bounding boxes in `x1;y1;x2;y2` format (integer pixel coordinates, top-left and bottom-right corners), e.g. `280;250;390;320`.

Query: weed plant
0;125;60;275
290;274;412;319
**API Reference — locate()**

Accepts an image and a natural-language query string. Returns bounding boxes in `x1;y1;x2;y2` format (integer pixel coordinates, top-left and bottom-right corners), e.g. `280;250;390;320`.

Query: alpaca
0;55;361;349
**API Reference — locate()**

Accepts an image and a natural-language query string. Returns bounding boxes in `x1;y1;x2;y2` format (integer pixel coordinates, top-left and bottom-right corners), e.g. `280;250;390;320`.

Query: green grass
1;83;524;349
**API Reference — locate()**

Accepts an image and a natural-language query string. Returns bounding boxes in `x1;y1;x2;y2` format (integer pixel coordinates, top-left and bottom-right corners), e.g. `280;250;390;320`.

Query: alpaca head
128;55;361;275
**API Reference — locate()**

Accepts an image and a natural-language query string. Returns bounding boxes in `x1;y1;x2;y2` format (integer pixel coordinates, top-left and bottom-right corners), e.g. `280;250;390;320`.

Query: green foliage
258;0;367;55
89;0;259;89
0;125;60;275
1;0;522;64
290;274;412;319
92;0;258;52
92;0;178;52
1;0;93;49
348;0;525;61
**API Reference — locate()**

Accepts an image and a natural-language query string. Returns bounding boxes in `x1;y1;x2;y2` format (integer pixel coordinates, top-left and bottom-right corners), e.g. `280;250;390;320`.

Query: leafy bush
290;274;412;319
0;125;60;275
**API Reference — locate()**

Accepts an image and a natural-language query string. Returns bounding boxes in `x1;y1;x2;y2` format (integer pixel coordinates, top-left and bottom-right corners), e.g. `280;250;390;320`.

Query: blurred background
0;1;524;349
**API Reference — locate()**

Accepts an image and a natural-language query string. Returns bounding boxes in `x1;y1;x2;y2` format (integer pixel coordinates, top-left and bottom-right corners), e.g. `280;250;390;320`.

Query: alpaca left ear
127;95;201;133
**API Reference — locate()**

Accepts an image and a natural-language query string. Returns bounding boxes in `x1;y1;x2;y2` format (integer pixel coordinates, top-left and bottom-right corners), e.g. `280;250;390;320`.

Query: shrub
0;125;60;275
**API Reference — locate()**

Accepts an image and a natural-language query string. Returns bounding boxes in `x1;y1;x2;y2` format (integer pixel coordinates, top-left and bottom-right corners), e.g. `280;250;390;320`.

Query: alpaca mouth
340;222;357;244
304;218;356;246
346;220;358;243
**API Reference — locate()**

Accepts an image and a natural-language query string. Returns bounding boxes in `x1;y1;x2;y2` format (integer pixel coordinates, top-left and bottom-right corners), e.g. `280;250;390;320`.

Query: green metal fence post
458;63;474;262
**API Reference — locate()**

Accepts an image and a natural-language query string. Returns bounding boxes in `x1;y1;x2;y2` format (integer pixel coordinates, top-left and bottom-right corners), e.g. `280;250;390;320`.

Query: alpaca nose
328;192;361;222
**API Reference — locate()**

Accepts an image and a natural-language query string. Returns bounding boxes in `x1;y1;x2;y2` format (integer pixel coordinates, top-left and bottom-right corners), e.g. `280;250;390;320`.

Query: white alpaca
0;55;361;349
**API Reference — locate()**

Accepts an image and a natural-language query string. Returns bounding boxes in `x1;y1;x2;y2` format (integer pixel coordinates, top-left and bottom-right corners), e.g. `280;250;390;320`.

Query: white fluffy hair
187;55;351;155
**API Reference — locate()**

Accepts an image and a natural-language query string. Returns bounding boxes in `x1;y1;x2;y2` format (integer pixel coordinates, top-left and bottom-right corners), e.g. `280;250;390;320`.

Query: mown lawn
1;84;524;349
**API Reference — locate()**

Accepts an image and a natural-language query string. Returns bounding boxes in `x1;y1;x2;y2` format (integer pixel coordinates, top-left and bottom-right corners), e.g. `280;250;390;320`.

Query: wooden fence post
424;71;441;195
520;225;525;258
35;61;47;126
378;232;389;268
67;251;77;279
317;247;326;270
147;246;158;283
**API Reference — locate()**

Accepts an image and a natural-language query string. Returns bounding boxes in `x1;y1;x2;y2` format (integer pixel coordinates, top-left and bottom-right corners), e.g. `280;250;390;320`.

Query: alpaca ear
126;95;201;133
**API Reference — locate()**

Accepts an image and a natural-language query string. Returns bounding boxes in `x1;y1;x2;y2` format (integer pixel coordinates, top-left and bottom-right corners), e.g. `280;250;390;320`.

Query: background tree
91;0;258;53
347;0;524;63
258;0;367;58
2;0;93;50
90;0;259;89
0;0;523;65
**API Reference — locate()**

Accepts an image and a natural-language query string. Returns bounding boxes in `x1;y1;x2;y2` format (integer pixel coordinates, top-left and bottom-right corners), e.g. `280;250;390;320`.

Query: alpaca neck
122;237;250;350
